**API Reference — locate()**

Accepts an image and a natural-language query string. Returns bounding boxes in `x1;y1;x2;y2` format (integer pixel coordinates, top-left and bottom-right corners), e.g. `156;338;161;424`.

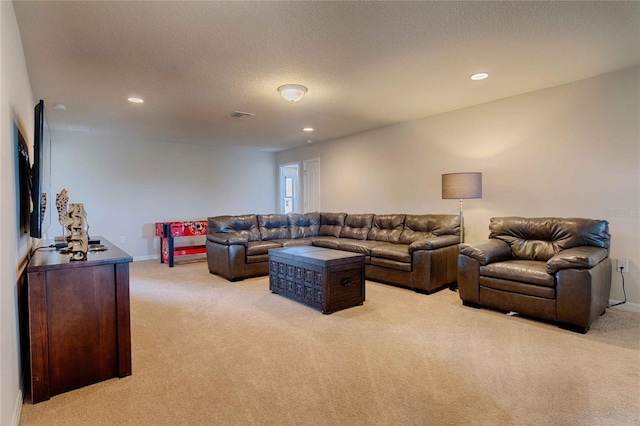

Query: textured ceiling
13;1;640;152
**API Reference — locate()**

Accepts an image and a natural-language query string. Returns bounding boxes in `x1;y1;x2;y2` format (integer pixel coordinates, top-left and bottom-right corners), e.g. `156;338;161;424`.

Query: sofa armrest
206;232;248;246
409;235;460;253
547;246;608;274
459;239;512;266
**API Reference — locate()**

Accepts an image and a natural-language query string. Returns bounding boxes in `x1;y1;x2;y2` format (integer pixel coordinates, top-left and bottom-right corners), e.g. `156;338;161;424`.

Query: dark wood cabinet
26;237;133;403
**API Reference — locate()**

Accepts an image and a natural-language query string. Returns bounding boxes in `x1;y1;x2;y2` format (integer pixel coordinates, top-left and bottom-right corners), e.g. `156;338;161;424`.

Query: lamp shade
278;84;308;102
442;172;482;199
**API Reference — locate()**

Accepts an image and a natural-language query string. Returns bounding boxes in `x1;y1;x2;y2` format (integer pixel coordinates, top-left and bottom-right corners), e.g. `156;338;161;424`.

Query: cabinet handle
341;277;352;286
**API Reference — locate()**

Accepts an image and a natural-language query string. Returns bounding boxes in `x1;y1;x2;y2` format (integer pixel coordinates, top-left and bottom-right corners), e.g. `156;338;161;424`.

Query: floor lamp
442;172;482;243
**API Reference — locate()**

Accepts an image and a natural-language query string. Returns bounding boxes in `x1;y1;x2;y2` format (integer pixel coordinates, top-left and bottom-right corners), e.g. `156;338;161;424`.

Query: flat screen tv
29;99;51;239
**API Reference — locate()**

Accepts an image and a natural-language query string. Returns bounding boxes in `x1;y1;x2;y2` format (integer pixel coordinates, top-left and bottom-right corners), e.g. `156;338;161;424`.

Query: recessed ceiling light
470;72;489;81
303;127;314;132
127;97;144;103
53;103;67;110
306;140;313;144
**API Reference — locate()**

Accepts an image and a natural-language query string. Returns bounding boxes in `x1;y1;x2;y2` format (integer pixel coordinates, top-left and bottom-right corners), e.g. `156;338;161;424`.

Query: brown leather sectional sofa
206;212;461;294
457;217;612;333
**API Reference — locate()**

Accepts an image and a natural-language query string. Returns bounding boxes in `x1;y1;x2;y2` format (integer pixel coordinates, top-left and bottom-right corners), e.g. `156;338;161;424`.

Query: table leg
168;236;175;267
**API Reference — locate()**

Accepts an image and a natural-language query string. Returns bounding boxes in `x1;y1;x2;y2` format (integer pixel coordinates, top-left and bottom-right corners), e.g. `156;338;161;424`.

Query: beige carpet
20;258;640;425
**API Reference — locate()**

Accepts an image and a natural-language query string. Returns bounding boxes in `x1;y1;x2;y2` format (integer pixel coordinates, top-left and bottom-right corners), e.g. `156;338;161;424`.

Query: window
284;176;294;213
279;163;299;214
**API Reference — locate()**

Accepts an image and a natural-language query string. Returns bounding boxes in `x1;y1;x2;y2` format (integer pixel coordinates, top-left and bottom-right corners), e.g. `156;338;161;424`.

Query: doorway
279;163;300;213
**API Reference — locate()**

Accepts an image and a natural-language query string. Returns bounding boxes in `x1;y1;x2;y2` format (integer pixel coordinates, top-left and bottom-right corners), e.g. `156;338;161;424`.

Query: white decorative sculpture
66;203;89;261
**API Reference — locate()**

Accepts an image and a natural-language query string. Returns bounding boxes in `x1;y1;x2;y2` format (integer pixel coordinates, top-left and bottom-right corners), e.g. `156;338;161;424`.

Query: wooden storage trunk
269;246;365;314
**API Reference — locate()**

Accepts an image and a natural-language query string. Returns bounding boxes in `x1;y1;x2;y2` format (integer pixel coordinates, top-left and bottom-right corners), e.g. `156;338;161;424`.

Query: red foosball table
155;220;207;267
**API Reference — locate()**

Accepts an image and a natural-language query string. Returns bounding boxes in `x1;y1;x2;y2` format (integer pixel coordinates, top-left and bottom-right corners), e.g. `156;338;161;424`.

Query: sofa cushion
489;217;610;262
312;237;341;249
370;257;412;272
480;260;555;287
319;213;346;237
258;214;291;240
479;276;556;299
368;214;406;243
281;238;315;247
340;214;374;240
246;254;269;264
246;240;283;256
370;243;411;263
335;239;386;255
289;213;320;238
208;214;261;242
399;214;460;244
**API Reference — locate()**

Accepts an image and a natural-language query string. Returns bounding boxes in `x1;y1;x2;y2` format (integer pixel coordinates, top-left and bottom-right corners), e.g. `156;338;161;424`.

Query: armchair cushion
480;260;555;287
459;239;512;265
546;246;609;274
489;217;610;261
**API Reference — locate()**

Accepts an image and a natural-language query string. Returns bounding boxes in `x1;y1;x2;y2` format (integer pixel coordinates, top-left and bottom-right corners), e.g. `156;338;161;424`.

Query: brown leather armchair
457;217;612;333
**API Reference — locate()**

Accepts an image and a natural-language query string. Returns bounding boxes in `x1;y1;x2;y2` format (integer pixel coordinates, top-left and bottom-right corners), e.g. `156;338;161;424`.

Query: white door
303;158;320;213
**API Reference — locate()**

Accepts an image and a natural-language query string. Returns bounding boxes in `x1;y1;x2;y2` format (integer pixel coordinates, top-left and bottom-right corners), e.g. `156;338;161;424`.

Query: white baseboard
132;254;206;263
133;254;159;262
608;300;640;313
12;388;23;426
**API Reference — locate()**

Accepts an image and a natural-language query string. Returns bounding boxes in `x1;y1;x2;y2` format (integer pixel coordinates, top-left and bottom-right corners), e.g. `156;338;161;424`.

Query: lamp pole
459;198;464;243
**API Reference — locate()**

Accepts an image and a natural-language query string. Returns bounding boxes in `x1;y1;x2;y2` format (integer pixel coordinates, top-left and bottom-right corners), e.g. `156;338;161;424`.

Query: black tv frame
29;99;51;239
17;126;30;235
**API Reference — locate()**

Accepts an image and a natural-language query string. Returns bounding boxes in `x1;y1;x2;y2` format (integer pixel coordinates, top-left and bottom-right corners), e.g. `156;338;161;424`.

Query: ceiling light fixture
127;97;144;103
470;72;489;81
278;84;308;102
303;127;314;132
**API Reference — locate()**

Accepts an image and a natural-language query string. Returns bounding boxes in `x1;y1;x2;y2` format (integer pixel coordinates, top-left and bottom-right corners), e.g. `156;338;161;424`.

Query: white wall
277;67;640;306
49;132;277;258
1;2;35;425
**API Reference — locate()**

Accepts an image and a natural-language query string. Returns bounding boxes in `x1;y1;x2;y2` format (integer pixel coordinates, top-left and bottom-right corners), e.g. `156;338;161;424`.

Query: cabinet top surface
27;237;133;272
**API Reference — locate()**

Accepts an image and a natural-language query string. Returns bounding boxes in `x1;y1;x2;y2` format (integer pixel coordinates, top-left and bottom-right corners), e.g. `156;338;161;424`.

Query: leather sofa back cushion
368;214;406;242
319;213;347;237
258;214;291;240
489;217;610;261
399;214;460;244
208;214;261;242
340;214;374;240
289;213;320;238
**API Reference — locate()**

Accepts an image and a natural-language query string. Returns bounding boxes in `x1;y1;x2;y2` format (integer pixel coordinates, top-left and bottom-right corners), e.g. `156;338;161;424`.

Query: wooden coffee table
268;246;365;314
